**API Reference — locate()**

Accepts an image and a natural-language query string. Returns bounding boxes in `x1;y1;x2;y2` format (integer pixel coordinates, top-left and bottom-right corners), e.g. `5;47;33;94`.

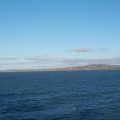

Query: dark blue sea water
0;70;120;120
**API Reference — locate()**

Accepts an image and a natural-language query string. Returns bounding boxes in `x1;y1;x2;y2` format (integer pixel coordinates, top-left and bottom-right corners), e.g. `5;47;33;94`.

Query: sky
0;0;120;70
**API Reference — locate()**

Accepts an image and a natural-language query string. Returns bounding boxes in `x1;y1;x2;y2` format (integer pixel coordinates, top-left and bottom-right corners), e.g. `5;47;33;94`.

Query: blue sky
0;0;120;70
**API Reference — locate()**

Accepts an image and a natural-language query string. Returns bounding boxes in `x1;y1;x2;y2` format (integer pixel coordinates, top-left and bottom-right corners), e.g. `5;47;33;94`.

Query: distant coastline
55;64;120;71
0;64;120;72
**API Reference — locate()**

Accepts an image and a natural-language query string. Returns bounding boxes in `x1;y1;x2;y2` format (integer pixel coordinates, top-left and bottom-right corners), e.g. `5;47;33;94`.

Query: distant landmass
1;64;120;72
53;64;120;71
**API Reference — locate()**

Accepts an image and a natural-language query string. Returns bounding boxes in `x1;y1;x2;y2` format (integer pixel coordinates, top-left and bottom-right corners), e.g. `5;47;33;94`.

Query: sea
0;70;120;120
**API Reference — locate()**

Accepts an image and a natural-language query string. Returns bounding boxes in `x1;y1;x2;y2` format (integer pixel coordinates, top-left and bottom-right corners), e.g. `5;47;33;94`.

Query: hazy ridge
1;64;120;72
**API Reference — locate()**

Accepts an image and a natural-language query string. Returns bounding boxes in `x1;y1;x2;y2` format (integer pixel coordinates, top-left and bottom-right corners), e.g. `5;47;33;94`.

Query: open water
0;70;120;120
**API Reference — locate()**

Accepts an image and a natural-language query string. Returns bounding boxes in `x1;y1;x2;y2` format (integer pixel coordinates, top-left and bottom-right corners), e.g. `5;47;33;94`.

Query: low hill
52;64;120;71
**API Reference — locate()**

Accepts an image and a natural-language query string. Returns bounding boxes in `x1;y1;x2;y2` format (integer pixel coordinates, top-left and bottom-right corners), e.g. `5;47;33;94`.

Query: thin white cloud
0;57;21;61
99;48;108;52
70;48;93;53
69;48;109;53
